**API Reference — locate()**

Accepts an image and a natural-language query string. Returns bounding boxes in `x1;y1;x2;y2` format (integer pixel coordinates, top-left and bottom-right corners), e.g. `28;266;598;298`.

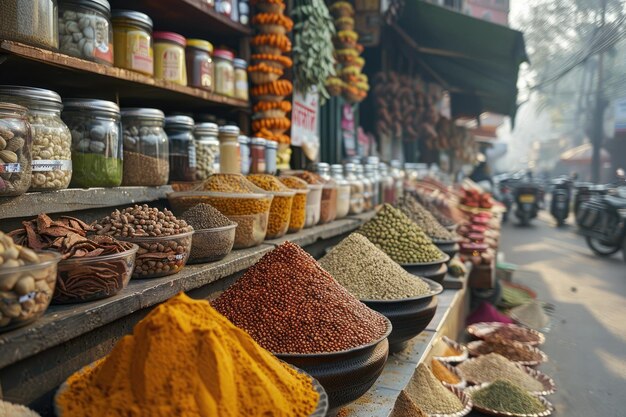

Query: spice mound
457;353;544;392
430;359;461;385
94;204;193;237
357;204;445;264
471;380;547;415
472;341;543;363
398;195;458;241
484;325;543;345
406;363;464;415
319;233;430;300
0;400;41;417
55;293;320;417
390;391;428;417
180;203;234;229
213;241;388;354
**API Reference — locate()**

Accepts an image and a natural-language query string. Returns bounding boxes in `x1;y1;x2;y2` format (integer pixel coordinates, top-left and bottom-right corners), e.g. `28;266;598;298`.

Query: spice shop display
252;12;293;35
193;122;219;180
278;175;309;233
358;204;446;264
111;10;154;75
467;381;553;416
248;174;295;239
55;293;323;417
390;391;428;417
63;98;122;187
58;0;114;64
186;39;214;91
234;58;249;100
165;115;196;182
0;400;40;417
180;203;236;263
219;125;241;174
0;86;72;191
153;31;187;86
0;103;32;196
0;0;58;49
289;171;337;224
405;363;468;416
94;205;193;279
467;340;548;366
398;194;458;242
430;359;462;386
121;108;169;186
213;241;389;354
364;162;381;207
344;163;364;214
214;49;235;97
0;231;60;332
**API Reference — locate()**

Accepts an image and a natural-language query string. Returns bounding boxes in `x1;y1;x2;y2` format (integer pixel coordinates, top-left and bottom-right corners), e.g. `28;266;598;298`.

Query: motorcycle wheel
586;236;621;257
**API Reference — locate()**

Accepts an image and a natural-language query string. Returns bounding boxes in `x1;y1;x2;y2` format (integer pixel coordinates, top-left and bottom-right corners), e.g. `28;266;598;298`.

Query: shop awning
393;1;528;122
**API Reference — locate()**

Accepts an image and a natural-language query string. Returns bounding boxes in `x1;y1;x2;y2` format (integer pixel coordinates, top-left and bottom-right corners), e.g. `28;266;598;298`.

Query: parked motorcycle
494;178;515;223
514;183;543;226
574;183;608;225
550;177;573;227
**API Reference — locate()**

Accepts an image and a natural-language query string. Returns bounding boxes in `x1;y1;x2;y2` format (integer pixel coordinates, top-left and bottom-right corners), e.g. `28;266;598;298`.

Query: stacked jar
165;115;196;182
355;163;373;212
378;162;395;204
330;164;351;219
0;103;32;196
186;39;214;92
218;125;241;174
0;0;58;49
154;32;187;86
364;163;380;207
265;140;277;175
344;163;364;214
63;98;122;187
111;10;154;75
238;135;250;175
0;86;72;191
390;159;404;203
194;122;219;180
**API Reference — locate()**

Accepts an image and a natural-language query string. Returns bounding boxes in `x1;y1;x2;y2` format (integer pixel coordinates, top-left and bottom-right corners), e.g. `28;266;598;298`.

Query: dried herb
472;380;546;414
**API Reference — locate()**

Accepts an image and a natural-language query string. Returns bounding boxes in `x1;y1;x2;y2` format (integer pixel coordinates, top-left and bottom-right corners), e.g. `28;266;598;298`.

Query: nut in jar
0;103;32;196
58;0;114;64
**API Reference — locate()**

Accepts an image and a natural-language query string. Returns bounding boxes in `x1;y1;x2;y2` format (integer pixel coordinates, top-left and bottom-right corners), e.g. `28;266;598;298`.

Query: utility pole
591;0;608;183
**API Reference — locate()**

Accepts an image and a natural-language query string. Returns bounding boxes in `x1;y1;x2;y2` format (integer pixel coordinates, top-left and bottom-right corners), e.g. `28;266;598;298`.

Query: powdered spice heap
405;363;464;415
457;353;544;392
56;293;319;417
213;241;389;354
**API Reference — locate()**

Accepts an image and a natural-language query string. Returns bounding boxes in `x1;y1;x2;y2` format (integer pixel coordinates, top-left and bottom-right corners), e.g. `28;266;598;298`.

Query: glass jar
121;108;169;186
250;137;266;174
238;135;250;175
154;31;187;86
218;125;240;174
194;122;219;180
390;159;404;203
344;163;364;214
265;140;277;175
315;163;339;223
378;162;395;204
111;10;154;75
233;58;249;101
58;0;113;64
0;86;72;191
0;0;58;49
215;0;232;17
62;99;122;187
165;115;196;182
186;39;214;92
238;0;250;25
355;164;373;212
330;164;351;219
364;163;381;207
0;103;32;196
214;49;235;97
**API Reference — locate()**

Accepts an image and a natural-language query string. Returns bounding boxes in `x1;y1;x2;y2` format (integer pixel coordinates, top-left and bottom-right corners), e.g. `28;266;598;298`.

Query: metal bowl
433;240;460;264
362;278;443;353
401;254;450;284
467;322;546;346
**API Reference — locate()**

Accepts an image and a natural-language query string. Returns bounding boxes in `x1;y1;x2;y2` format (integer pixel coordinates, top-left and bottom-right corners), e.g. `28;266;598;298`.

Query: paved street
499;211;626;417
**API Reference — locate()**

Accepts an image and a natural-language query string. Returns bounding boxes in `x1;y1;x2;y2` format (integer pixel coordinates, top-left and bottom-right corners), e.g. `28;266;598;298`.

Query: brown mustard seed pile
212;241;389;354
94;204;193;237
398;194;458;241
180;203;233;230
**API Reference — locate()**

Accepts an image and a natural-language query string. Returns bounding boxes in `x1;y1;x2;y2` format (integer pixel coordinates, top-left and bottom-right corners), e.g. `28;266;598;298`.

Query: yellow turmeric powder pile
56;293;319;417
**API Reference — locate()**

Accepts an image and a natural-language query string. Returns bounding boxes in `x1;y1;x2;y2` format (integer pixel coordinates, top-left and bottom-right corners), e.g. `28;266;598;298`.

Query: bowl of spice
465;381;554;417
212;241;392;414
281;173;324;228
467;322;545;346
433;336;469;364
284;171;338;225
278;176;310;234
467;340;548;367
248;174;296;239
431;358;466;389
180;203;237;263
94;205;194;279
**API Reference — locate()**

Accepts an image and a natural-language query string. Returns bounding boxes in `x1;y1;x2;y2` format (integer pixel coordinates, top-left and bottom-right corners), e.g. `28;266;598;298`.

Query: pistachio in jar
0;103;32;196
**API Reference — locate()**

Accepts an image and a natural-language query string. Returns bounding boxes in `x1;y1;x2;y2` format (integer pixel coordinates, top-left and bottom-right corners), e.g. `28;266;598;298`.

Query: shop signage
291;88;319;155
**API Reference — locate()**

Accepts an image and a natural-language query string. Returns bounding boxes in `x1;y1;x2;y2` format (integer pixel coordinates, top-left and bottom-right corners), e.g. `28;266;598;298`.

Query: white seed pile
319;233;431;300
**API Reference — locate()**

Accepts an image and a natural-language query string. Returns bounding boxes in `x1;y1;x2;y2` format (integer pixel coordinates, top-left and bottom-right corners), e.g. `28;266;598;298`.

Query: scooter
550;177;572;227
513;183;542;226
495;178;515;223
578;189;626;262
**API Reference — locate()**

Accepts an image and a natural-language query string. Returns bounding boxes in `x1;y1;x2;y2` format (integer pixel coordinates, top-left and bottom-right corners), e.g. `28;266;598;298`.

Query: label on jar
94;17;114;64
199;61;213;89
0;163;21;173
32;160;73;172
128;31;154;75
160;48;183;82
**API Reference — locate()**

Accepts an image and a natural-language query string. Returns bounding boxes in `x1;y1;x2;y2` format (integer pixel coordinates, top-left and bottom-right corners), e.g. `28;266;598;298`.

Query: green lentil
457;353;544;392
398;195;458;241
405;363;464;415
471;380;546;414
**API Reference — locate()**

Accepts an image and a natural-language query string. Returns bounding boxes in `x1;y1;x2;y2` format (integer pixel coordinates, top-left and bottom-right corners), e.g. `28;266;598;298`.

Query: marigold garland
253;101;292;113
252;117;291;133
251;54;293;69
248;63;283;75
252;13;294;32
251;34;292;52
329;1;355;17
251;80;293;97
251;0;285;4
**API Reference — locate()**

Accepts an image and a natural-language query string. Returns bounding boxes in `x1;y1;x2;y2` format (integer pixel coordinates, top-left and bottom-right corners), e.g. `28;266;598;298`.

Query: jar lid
121;108;164;120
330;164;343;172
219;125;240;136
233;58;247;69
187;39;214;54
165;115;195;127
344;163;354;171
0;85;63;107
63;98;120;115
153;31;186;47
316;162;330;170
265;140;277;149
63;0;111;14
111;10;153;30
238;135;250;144
213;49;235;61
194;122;219;136
251;137;266;146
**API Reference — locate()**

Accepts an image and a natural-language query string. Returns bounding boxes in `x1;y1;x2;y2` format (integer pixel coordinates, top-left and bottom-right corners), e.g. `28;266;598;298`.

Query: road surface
499;212;626;417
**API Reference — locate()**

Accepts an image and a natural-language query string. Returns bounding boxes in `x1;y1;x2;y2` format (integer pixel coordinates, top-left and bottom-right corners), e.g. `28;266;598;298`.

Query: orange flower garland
252;117;291;134
251;34;292;53
251;80;293;97
253;101;292;113
251;54;293;69
252;13;294;32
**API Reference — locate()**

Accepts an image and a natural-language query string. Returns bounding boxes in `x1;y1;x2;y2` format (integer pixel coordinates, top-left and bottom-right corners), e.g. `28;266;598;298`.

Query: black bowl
401;254;450;284
275;318;392;415
433;240;460;264
362;278;443;353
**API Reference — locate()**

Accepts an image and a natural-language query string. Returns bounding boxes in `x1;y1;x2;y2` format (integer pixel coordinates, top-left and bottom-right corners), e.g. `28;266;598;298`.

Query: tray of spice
433;336;469;363
431;358;466;390
467;322;545;346
465;381;554;417
466;340;548;367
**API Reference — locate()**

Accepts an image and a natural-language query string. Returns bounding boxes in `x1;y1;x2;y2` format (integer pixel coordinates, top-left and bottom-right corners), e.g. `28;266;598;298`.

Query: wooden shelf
0;41;249;111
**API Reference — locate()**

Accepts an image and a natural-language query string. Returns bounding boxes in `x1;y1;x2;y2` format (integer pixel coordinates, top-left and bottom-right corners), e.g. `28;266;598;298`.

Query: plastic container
214;49;235;97
278;176;310;234
378;162;395;204
121;108;169;186
233;58;249;101
194;122;219;180
186;39;214;91
118;231;193;279
165;115;196;182
111;10;154;75
364;163;381;207
0;0;58;49
58;0;114;64
355;164;373;212
238;135;250;175
62;98;122;187
0;251;60;333
188;224;237;263
250;137;266;174
0;86;72;191
265;140;277;174
54;244;138;303
344;163;364;215
154;31;187;85
218;125;240;174
0;103;32;196
281;171;326;228
248;174;295;239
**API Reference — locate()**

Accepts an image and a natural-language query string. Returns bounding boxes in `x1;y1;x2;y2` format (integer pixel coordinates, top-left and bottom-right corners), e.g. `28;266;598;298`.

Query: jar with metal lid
0;86;72;191
355;164;373;212
111;10;154;75
238;0;250;25
364;163;381;207
378;162;395;204
265;140;277;175
215;0;232;17
154;31;187;86
238;135;250;175
58;0;113;64
250;137;266;174
330;164;351;219
121;108;169;186
233;58;249;101
165;115;196;182
0;0;58;49
390;159;404;203
0;103;32;196
194;122;219;180
62;99;122;187
214;49;235;97
186;39;214;92
344;163;364;214
218;125;240;174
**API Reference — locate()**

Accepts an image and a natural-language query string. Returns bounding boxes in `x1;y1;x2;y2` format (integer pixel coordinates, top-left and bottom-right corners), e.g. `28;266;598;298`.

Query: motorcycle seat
604;195;626;209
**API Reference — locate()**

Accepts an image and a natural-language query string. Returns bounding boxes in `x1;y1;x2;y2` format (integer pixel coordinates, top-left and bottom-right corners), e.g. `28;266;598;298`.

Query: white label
32;160;72;172
291;87;319;147
0;163;21;173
